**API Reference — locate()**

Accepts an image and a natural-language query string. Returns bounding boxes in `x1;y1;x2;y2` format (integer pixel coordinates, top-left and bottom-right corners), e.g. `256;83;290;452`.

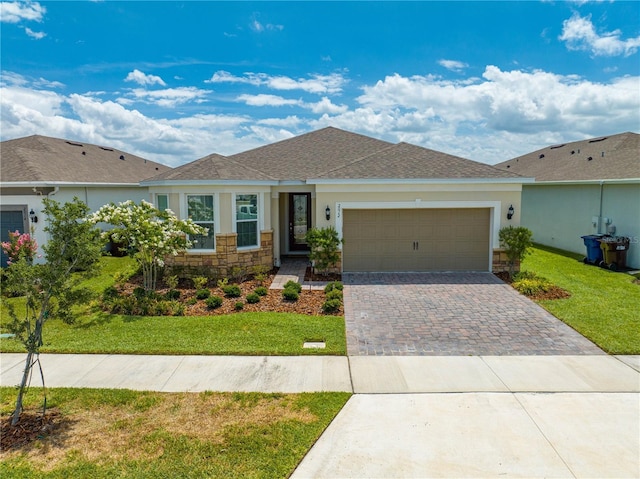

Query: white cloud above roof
125;69;167;87
560;13;640;57
438;59;469;72
0;1;45;23
24;27;45;39
207;71;347;94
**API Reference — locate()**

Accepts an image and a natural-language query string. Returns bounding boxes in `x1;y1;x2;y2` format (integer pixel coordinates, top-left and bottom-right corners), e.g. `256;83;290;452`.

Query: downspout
598;181;604;234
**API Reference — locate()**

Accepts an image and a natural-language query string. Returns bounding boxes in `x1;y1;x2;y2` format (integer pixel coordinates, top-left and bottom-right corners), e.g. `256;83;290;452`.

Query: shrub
512;277;552;296
324;281;343;293
254;286;268;296
325;289;343;301
234;301;244;310
195;288;211;300
282;288;299;301
229;266;248;284
187;297;198;305
222;284;242;298
206;295;223;309
246;292;260;304
192;276;208;290
499;226;533;278
164;274;179;290
306;226;343;276
283;280;302;293
322;298;342;314
252;264;271;285
102;285;119;301
217;277;229;288
164;289;181;300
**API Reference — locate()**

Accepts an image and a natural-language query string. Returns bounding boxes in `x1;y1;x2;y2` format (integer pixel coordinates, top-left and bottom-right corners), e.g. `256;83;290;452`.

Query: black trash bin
597;236;630;271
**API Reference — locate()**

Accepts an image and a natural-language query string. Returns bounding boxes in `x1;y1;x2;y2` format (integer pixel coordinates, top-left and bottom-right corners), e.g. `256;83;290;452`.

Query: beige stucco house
496;132;639;269
0;135;171;266
142;127;531;274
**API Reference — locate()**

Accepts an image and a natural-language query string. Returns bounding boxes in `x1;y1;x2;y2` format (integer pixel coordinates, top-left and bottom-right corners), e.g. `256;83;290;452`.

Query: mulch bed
1;410;61;452
494;272;571;301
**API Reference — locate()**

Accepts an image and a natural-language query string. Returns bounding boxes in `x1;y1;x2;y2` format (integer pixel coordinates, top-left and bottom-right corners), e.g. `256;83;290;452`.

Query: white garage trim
335;200;502;272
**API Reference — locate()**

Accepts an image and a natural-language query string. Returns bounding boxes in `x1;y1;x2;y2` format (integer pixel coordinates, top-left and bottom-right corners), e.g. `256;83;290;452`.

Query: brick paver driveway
343;272;604;356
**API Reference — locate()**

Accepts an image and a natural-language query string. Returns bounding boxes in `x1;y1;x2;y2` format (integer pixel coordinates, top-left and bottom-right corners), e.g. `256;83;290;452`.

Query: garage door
342;208;490;272
1;209;27;267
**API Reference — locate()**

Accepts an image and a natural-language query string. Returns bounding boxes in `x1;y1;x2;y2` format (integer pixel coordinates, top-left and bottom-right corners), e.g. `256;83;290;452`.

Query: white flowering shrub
90;200;207;290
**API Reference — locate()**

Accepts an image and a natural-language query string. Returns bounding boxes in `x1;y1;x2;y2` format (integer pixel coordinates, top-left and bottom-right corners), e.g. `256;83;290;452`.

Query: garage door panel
343;208;490;272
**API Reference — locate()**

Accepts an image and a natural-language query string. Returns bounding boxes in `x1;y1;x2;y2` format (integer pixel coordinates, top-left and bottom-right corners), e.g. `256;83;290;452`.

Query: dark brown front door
289;193;311;251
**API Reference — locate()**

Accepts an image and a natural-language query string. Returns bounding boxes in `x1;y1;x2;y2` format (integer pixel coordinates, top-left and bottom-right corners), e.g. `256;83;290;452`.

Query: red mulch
1;410;61;451
114;268;342;316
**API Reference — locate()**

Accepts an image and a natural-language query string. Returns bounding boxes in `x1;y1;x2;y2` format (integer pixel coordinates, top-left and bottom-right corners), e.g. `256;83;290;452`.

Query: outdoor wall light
507;204;515;220
325;205;331;221
29;209;38;223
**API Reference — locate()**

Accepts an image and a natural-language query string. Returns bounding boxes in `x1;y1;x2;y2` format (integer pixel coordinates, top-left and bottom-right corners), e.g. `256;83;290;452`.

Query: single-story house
495;132;639;269
142;127;531;275
0;135;171;266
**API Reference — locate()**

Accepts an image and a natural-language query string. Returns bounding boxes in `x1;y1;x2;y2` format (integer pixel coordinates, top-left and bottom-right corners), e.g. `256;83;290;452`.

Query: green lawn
522;245;640;354
0;387;351;479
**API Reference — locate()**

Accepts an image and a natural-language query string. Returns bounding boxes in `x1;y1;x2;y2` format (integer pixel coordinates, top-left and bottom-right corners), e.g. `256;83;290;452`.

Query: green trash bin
597;236;630;271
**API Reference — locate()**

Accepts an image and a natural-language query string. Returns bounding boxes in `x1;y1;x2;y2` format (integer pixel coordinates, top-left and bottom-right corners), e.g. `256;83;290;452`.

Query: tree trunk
11;350;34;426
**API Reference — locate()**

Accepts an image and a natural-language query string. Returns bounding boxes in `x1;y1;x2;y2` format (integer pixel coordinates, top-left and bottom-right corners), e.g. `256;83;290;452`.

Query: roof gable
315;142;522;180
0;135;170;184
495;132;640;181
229;126;393;180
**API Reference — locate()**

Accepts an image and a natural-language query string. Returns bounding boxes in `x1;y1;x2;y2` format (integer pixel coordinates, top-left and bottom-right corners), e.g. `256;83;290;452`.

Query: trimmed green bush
234;301;244;310
512;277;553;296
282;288;299;301
205;295;223;309
325;289;343;301
322;298;342;314
192;276;208;290
195;288;211;300
283;280;302;293
324;281;343;293
223;284;242;298
164;289;181;300
254;286;268;296
246;292;260;304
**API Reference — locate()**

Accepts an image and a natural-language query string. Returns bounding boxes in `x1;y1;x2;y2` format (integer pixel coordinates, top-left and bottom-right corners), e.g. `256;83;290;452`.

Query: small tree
90;200;207;291
3;197;103;426
306;226;343;276
498;225;534;278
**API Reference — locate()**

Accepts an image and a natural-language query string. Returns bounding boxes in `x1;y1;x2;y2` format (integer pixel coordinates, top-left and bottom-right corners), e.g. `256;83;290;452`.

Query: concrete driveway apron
343;272;604;356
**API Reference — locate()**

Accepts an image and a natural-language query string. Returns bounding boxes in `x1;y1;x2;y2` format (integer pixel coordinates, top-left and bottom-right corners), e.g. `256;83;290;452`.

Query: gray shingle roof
314;142;522;180
144;153;276;182
495;132;640;181
0;135;170;184
229;126;394;180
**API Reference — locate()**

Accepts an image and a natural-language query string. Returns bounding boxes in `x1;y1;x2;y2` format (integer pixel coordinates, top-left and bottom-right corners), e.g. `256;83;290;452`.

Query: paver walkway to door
343;272;604;356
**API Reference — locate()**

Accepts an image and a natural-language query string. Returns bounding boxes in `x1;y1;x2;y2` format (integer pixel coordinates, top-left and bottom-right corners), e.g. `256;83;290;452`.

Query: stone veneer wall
492;248;520;274
165;230;273;278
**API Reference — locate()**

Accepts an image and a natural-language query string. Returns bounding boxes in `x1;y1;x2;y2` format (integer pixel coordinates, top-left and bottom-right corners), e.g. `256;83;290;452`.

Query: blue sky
2;1;639;166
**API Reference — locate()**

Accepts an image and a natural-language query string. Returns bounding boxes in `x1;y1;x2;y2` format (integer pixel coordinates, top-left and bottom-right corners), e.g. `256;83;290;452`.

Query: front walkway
269;257;329;291
343;272;604;356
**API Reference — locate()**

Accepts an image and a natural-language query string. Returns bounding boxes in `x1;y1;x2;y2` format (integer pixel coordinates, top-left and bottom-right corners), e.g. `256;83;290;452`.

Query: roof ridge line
313;142;399;177
212;153;278;181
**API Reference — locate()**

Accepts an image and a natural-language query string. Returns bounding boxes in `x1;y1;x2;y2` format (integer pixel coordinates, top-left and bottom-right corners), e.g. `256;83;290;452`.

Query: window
187;195;215;250
157;194;168;212
235;194;258;248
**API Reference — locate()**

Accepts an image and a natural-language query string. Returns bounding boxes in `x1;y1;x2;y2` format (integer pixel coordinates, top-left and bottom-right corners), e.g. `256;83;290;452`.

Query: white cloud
560;13;640;57
438;59;469;72
24;26;45;39
308;97;348;114
124;69;167;86
236;93;301;107
257;116;302;128
0;1;45;23
250;16;283;33
123;87;209;107
207;71;347;94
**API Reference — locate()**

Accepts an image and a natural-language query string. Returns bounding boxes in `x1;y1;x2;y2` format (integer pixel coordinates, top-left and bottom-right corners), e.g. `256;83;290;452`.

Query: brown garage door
342;208;490;272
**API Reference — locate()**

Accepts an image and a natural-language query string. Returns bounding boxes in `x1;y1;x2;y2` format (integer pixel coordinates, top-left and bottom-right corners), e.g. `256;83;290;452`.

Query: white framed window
234;193;259;248
156;194;168;212
187;194;216;250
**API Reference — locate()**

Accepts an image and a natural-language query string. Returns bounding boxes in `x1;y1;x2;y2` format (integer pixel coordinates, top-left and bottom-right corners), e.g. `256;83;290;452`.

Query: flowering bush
90;200;207;290
1;230;38;264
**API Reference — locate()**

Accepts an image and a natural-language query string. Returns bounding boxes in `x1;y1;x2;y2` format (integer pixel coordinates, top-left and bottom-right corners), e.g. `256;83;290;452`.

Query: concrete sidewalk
2;353;639;478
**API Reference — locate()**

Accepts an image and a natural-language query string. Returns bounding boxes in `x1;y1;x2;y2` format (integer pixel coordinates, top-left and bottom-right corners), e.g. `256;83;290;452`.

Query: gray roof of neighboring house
145;153;276;183
495;132;640;182
314;142;521;180
0;135;170;184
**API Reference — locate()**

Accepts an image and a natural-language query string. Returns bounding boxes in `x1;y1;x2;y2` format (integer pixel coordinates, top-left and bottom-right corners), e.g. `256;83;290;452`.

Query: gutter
598;181;604;234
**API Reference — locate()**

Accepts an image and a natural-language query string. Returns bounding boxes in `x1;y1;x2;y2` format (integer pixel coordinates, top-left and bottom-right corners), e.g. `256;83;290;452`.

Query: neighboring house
495;132;639;269
0;135;171;266
142;127;530;275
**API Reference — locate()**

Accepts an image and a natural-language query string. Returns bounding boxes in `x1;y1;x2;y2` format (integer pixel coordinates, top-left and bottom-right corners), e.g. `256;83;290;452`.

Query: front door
289;193;311;251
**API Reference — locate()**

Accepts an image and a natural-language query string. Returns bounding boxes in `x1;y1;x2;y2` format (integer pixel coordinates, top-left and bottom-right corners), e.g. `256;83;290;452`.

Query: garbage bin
581;234;609;265
597;236;630;271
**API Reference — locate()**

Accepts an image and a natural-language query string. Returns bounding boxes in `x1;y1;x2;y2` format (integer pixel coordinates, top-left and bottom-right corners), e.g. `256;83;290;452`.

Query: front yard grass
522;245;640;354
0;387;351;479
